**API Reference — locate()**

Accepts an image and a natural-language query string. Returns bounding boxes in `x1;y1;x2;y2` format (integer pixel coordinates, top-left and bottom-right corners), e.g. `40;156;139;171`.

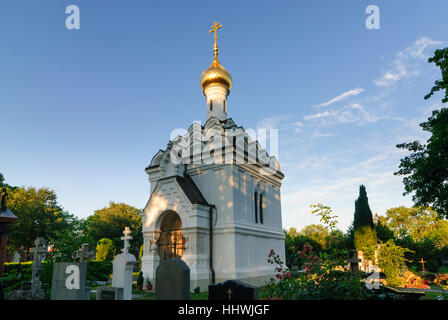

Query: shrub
260;249;397;300
136;271;144;287
378;240;413;287
96;238;115;261
438;266;448;274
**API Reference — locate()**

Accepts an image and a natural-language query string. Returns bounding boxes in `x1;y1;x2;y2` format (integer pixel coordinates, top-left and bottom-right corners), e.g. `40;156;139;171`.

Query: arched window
254;191;258;223
210;100;213;111
254;183;266;224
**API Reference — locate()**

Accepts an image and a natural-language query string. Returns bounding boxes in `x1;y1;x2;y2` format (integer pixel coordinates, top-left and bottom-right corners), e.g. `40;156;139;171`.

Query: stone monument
95;286;124;300
155;258;190;300
50;261;90;300
209;280;258;300
111;227;137;300
6;237;47;300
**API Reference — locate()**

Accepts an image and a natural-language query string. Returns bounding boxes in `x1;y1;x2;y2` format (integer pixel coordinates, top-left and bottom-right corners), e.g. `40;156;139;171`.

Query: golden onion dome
200;21;232;95
200;57;232;93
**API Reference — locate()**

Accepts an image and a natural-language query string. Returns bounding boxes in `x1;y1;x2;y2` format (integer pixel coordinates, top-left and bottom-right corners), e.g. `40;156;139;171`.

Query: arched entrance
157;211;185;260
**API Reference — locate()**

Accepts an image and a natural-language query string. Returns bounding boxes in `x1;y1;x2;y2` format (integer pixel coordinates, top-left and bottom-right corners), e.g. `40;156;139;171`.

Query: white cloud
314;88;364;108
257;114;290;130
374;37;443;87
304;103;378;126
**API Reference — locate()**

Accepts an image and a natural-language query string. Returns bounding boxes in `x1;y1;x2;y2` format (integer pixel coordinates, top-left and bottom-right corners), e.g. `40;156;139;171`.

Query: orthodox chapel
141;22;285;290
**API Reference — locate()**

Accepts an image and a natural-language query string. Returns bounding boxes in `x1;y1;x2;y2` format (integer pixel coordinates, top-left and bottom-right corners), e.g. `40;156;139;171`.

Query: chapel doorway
157;211;185;260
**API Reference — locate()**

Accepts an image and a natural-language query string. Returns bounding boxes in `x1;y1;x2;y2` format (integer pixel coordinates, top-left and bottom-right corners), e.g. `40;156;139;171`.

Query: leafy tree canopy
6;186;77;258
84;202;142;256
424;48;448;103
299;224;329;248
395;48;448;218
382;206;438;241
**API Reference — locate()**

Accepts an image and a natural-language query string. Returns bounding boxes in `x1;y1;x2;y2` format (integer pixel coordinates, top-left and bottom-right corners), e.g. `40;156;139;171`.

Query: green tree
84;202;142;256
284;228;322;268
395;48;448;218
299;224;329;248
6;186;77;260
353;185;377;260
426;219;448;249
378;239;412;287
96;238;116;261
383;206;439;240
0;173;4;186
353;185;375;230
375;218;395;243
424;48;448;103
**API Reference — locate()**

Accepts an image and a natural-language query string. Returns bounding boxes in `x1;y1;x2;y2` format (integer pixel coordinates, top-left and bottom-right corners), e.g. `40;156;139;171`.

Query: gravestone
77;243;94;262
6;237;47;300
209;280;258;300
30;237;47;290
156;258;190;300
95;286;123;300
347;250;362;274
50;262;90;300
112;227;137;300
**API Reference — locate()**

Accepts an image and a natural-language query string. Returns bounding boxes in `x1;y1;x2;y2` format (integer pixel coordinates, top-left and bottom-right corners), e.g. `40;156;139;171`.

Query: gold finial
209;21;222;58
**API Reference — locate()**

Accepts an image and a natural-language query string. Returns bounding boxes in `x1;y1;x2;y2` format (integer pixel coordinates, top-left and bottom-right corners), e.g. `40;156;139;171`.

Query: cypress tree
354;185;375;230
353;185;377;260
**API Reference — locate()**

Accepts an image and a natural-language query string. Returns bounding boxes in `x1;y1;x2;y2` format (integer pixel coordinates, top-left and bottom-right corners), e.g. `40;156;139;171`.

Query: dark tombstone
95;286;123;300
50;262;90;300
209;280;258;300
156;258;190;300
347;250;362;275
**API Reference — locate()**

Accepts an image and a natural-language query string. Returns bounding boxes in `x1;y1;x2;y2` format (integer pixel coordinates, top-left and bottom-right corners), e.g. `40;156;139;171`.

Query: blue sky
1;1;447;231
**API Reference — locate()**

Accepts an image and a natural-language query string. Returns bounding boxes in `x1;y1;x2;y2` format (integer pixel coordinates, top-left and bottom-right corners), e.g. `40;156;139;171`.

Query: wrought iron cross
121;227;133;254
419;258;427;272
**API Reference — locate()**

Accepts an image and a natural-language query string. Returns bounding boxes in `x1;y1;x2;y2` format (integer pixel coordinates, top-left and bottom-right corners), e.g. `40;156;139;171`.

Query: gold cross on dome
209;21;222;40
209;21;222;57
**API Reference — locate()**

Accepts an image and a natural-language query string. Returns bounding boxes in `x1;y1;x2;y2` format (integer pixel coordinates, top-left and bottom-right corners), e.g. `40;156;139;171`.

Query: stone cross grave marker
156;258;190;300
31;237;47;290
50;262;90;300
77;243;91;263
121;227;132;253
6;237;47;300
348;250;362;274
112;227;137;300
209;280;258;300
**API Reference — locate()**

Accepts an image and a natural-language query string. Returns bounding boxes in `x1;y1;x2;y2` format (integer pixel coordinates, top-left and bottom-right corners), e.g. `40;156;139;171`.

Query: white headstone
112;227;137;300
